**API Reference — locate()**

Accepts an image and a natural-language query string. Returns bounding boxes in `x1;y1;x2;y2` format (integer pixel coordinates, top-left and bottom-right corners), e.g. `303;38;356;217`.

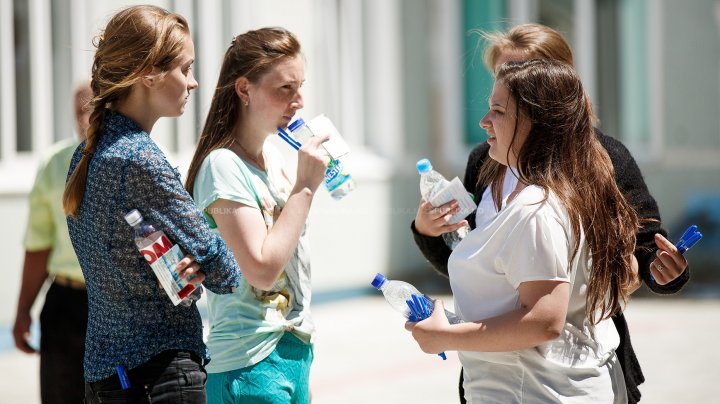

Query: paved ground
2;296;719;403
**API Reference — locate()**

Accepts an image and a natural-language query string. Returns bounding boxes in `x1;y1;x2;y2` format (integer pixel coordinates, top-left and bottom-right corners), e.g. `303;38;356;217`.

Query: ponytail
63;107;106;217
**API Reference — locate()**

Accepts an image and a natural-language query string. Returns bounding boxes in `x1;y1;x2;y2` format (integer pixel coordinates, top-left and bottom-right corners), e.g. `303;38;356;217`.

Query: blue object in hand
675;225;703;254
406;293;447;360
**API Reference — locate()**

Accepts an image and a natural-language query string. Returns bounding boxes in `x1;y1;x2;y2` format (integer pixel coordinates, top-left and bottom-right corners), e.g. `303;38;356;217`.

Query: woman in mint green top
186;27;329;403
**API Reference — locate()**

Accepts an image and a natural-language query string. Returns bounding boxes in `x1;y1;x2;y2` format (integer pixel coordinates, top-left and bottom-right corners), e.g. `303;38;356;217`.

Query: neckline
230;140;266;171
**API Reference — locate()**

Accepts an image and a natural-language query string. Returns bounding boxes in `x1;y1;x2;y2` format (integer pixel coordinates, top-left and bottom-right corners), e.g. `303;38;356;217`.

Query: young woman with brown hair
186;27;328;403
407;59;639;403
63;5;242;402
412;24;689;403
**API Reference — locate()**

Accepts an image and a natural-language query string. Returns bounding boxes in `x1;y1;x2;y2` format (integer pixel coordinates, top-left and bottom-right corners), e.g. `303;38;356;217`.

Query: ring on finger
656;262;664;272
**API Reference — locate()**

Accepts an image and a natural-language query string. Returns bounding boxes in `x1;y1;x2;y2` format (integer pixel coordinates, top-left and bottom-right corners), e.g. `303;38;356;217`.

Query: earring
244;101;249;107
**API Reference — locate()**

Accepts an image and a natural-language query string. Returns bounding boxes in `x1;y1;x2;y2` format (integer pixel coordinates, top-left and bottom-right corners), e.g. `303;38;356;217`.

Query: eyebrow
489;100;505;109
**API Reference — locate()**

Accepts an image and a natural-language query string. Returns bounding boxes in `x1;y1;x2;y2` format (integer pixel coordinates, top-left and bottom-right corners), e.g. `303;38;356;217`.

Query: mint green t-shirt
194;144;314;373
24;138;84;283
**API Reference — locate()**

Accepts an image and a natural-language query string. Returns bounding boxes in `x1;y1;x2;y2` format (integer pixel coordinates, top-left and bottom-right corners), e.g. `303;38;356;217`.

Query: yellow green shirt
24;137;84;283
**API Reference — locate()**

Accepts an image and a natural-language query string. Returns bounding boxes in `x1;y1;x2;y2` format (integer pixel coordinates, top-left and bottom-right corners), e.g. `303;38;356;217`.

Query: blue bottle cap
288;118;305;132
416;158;432;174
371;273;387;289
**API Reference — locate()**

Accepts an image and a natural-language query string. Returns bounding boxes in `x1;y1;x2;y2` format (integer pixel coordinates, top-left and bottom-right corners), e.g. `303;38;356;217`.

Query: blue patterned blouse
66;111;241;382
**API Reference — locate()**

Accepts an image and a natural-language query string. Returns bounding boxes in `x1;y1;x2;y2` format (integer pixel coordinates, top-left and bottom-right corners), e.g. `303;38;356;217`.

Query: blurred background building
1;0;719;333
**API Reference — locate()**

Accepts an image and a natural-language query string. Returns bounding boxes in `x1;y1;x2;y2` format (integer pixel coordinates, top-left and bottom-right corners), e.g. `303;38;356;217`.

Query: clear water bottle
370;273;461;324
416;158;470;249
287;118;355;200
124;209;199;306
371;273;423;319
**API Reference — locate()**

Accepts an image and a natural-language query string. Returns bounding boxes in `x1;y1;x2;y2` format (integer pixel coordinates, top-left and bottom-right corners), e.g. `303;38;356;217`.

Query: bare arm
13;250;51;353
210;188;313;290
406;280;569;354
210;135;328;291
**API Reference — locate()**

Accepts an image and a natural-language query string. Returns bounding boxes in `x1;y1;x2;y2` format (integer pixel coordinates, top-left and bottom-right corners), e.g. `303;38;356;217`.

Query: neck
115;88;159;134
231;127;267;170
232;119;269;156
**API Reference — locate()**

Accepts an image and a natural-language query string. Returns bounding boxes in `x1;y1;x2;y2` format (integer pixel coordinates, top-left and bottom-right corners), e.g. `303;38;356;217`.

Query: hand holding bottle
278;115;355;200
175;255;204;285
404;299;453;357
293;133;331;194
415;199;470;237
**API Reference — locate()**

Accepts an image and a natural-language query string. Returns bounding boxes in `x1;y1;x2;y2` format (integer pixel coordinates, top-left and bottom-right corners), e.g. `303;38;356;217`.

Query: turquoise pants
206;333;313;403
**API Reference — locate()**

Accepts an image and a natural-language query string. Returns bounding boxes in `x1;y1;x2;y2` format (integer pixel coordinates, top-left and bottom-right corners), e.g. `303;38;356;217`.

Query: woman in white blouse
405;59;640;404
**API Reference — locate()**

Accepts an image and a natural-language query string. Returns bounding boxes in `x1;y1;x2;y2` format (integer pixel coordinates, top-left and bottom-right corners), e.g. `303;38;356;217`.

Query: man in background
13;82;92;403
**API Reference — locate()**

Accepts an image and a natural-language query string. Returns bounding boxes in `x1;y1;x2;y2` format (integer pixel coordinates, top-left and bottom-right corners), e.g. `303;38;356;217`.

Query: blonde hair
63;5;190;217
480;23;575;71
479;23;597;126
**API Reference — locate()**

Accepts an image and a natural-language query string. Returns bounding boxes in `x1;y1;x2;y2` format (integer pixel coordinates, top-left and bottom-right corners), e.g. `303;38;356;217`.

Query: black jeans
40;282;88;404
84;350;207;403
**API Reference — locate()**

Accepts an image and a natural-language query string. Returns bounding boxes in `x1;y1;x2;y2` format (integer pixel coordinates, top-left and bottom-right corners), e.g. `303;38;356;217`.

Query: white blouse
449;182;627;403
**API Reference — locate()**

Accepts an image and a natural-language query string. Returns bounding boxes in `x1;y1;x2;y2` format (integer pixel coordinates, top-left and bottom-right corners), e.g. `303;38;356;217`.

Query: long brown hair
484;59;639;324
63;5;190;217
185;27;301;197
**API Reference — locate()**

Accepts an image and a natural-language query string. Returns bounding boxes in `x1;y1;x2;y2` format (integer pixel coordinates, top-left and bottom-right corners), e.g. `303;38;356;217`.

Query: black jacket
411;128;690;403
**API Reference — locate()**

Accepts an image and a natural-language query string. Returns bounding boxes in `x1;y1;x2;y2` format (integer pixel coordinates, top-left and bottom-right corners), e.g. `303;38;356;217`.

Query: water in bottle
372;273;462;360
124;209;198;306
416;158;471;249
371;272;424;319
279;117;355;200
370;273;461;324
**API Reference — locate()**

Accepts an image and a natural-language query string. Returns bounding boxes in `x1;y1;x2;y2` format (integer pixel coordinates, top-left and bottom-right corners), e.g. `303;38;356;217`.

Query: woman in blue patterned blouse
62;5;242;403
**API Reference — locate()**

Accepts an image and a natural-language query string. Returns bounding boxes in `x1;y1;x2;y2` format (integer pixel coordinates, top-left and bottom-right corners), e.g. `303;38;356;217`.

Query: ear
234;77;250;104
141;67;159;88
141;76;154;88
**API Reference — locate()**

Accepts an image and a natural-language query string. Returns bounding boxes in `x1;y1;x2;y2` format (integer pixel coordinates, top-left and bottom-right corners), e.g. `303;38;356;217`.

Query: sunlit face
246;55;305;133
151;35;198;118
479;79;531;167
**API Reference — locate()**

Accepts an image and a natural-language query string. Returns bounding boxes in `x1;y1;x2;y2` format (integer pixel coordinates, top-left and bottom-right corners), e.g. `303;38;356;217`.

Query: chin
487;149;503;165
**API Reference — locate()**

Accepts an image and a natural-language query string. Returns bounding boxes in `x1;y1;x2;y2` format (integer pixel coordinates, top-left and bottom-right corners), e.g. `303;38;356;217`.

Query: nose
291;88;304;110
479;112;491;130
188;70;199;91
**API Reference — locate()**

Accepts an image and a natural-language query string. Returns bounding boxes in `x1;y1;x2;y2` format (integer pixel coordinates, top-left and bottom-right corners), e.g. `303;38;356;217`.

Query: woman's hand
404;299;452;354
294;134;330;193
649;233;687;285
414;200;468;237
176;255;205;285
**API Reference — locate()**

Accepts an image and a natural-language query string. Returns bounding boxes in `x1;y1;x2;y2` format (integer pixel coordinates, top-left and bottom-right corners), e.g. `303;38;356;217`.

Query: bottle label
140;235;192;306
139;234;173;265
325;159;350;192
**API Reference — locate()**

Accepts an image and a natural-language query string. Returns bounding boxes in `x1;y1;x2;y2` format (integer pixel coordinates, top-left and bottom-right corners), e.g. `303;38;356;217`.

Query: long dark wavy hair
480;59;640;324
185;27;301;196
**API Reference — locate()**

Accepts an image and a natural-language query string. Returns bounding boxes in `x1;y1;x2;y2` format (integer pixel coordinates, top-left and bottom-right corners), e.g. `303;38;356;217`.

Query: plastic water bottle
285;118;355;200
371;273;424;319
371;273;461;324
417;158;470;249
124;209;198;306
